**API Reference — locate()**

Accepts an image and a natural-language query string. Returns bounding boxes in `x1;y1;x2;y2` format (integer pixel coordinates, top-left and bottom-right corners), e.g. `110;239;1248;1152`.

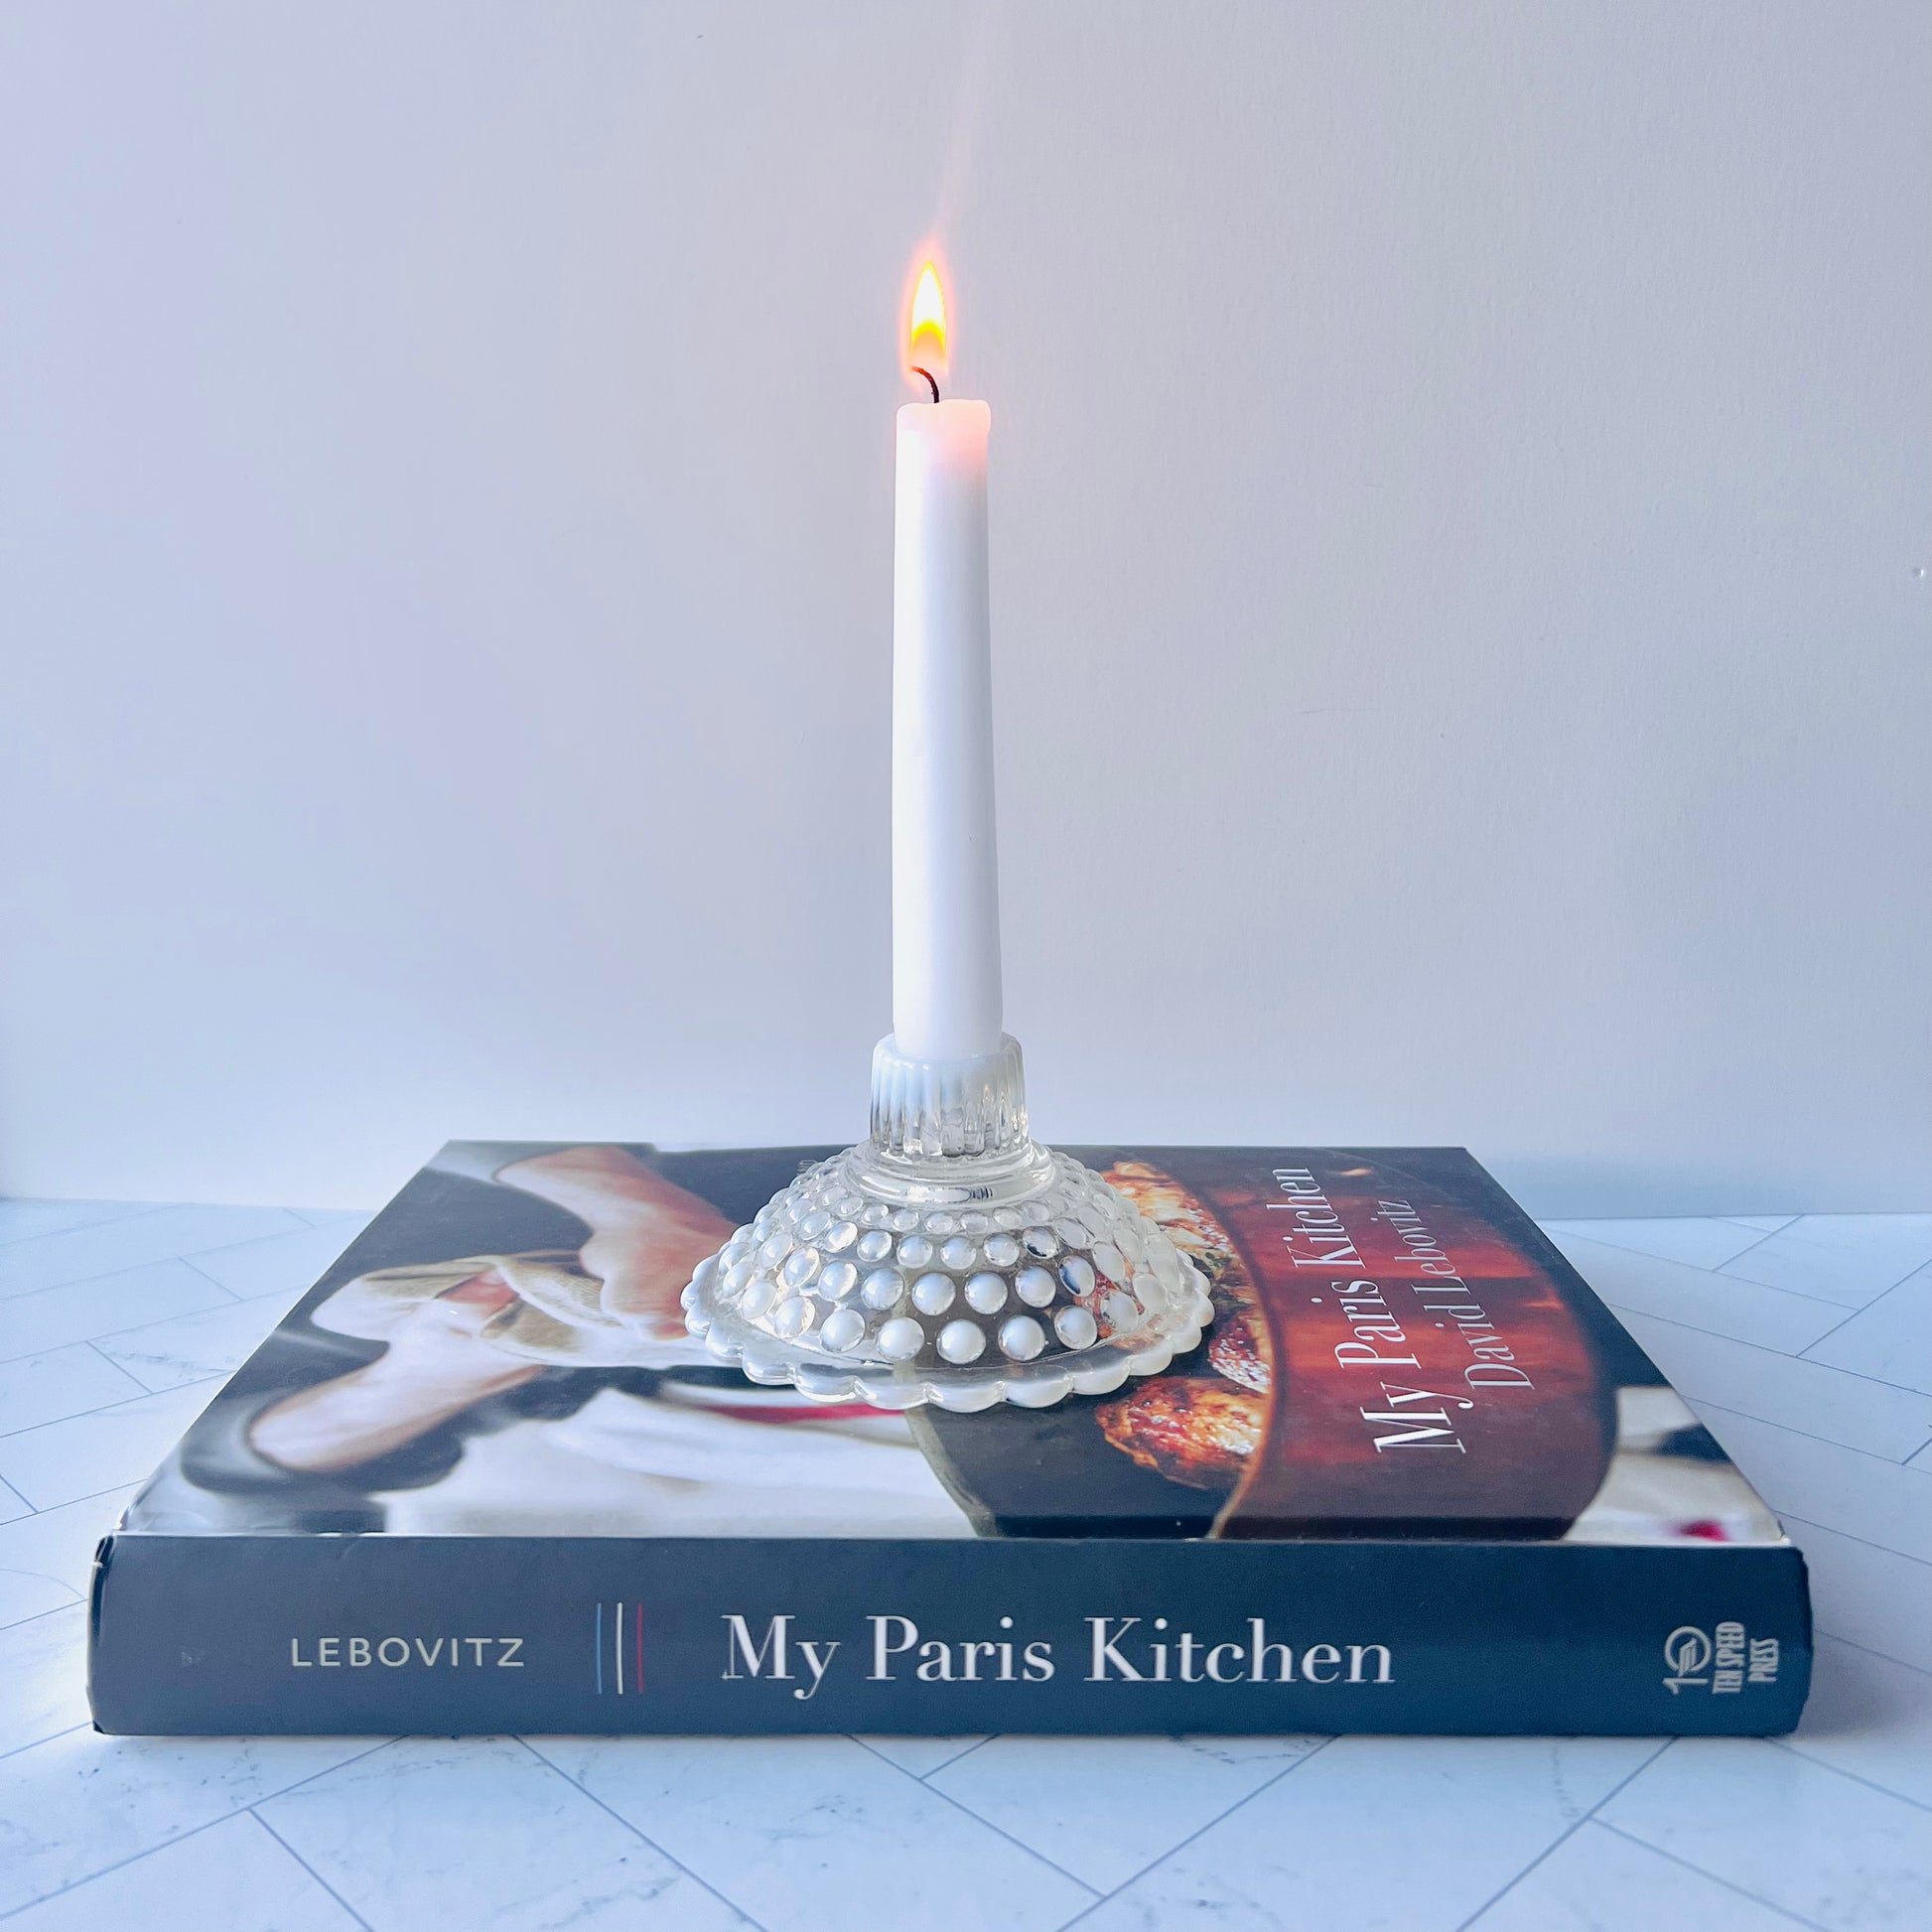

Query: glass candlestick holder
681;1035;1213;1411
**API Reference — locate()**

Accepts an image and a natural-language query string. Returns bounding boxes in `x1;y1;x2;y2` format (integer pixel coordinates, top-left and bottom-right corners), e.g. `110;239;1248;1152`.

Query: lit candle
892;260;1004;1064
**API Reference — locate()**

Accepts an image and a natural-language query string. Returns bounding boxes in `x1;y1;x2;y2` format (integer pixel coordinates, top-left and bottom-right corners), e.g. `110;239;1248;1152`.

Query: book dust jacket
89;1144;1810;1735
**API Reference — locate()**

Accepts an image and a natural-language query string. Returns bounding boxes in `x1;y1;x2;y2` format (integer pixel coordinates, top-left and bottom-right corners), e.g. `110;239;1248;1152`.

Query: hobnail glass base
683;1032;1214;1411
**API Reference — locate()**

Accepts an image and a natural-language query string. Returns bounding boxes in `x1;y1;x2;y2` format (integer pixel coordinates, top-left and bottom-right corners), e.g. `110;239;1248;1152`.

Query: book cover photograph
89;1142;1811;1738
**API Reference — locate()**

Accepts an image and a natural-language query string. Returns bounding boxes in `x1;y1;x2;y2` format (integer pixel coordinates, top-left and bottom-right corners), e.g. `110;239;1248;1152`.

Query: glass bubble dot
771;1295;813;1338
897;1234;935;1268
984;1233;1022;1268
960;1212;993;1235
910;1273;955;1315
963;1272;1008;1314
923;1211;960;1236
890;1208;920;1233
877;1315;924;1361
741;1277;777;1319
780;1248;821;1290
1014;1267;1058;1309
820;1307;866;1353
999;1314;1046;1361
1090;1243;1128;1283
723;1259;756;1296
856;1229;895;1264
1101;1292;1140;1334
819;1259;859;1301
860;1268;904;1311
759;1233;793;1267
823;1220;859;1254
1053;1305;1099;1350
1022;1226;1060;1260
798;1209;831;1239
1059;1256;1096;1298
939;1236;978;1271
936;1319;987;1365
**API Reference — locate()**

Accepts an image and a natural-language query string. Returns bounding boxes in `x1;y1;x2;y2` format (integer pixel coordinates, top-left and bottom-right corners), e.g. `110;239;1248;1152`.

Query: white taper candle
892;397;1003;1063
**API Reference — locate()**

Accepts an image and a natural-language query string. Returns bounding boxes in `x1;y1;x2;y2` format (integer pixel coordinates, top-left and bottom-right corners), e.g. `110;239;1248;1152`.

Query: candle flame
904;256;949;390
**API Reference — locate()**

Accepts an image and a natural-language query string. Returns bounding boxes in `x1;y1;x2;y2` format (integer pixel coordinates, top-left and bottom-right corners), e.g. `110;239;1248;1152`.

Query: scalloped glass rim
679;1140;1216;1413
682;1263;1211;1412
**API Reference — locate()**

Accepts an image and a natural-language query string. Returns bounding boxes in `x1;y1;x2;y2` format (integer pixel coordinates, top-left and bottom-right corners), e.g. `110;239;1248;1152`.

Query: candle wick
910;366;940;404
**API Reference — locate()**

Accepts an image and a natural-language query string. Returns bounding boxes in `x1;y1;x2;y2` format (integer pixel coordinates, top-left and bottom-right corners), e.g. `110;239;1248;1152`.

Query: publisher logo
1663;1621;1779;1695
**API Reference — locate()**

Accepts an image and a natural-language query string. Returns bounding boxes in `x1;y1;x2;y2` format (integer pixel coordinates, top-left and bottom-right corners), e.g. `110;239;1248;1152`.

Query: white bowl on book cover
681;1035;1214;1411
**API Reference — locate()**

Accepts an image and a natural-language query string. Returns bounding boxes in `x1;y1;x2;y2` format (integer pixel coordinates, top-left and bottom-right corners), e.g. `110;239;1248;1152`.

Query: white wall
2;2;1926;1214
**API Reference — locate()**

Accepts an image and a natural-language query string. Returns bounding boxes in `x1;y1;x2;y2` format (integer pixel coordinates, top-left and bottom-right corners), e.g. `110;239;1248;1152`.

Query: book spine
89;1534;1811;1736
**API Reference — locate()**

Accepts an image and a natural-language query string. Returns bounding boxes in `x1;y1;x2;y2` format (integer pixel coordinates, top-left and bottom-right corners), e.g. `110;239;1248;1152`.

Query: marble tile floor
0;1198;1926;1931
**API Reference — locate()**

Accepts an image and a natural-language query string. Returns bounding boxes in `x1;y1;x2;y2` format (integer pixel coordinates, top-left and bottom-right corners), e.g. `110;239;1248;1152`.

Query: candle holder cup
682;1036;1213;1411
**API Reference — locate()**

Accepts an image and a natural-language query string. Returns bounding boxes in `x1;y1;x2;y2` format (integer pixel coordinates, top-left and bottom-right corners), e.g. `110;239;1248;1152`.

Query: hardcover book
88;1143;1811;1735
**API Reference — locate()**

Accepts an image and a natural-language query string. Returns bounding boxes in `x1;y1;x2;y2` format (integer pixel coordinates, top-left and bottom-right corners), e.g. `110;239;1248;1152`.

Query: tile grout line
1794;1299;1890;1360
1762;1735;1932;1815
247;1809;379;1932
260;1735;405;1802
0;1596;85;1639
0;1359;154;1452
1777;1510;1932;1571
0;1737;395;1929
0;1473;145;1533
1543;1221;1789;1275
842;1733;1102;1895
79;1335;160;1403
918;1733;994;1778
0;1214;297;1313
1719;1236;1932;1305
1805;1626;1927;1678
1711;1219;1811;1270
175;1254;248;1304
0;1803;244;1923
1556;1222;1878;1311
1614;1268;1880;1314
1046;1734;1339;1931
510;1737;778;1932
0;1594;87;1635
0;1375;229;1504
0;1204;175;1261
0;1720;91;1767
1593;1295;1845;1361
1688;1395;1932;1479
846;1731;990;1781
1589;1816;1836;1932
1795;1267;1929;1364
1808;1626;1932;1678
0;1204;168;1252
1612;1302;1932;1405
1444;1736;1675;1932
